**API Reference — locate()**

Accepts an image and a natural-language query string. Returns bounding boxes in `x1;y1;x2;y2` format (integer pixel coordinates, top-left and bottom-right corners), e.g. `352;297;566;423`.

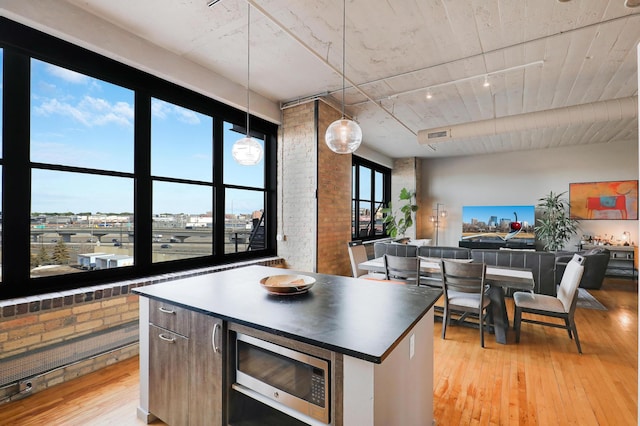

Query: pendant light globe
325;118;362;154
232;136;263;165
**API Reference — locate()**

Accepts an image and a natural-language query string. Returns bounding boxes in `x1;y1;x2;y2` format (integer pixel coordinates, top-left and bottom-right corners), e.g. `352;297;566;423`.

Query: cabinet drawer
149;324;189;426
150;299;190;336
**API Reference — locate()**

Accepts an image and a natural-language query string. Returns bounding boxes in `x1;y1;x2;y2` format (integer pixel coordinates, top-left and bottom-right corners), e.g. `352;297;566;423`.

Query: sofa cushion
374;242;418;258
417;246;471;259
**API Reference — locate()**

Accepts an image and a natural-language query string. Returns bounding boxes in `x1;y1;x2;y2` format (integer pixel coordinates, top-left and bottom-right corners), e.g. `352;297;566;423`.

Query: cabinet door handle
158;333;175;343
212;323;221;353
158;306;175;314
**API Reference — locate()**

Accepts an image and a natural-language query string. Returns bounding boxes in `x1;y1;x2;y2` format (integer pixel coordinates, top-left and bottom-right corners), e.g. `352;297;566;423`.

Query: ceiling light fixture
232;3;264;166
426;91;433;100
206;0;222;7
483;75;490;87
324;0;362;154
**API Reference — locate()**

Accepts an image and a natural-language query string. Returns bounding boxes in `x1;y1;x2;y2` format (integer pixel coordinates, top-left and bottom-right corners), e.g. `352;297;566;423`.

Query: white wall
420;139;639;250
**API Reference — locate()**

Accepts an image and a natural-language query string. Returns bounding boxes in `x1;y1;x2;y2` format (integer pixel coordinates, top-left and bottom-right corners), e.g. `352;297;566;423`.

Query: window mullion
2;49;31;292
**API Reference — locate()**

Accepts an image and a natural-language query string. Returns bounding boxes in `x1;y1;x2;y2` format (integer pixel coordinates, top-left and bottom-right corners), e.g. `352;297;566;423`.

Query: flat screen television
461;205;535;244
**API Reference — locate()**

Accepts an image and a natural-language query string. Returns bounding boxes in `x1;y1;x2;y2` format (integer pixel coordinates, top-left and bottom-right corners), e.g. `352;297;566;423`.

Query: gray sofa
555;247;610;289
374;242;471;259
372;242;557;296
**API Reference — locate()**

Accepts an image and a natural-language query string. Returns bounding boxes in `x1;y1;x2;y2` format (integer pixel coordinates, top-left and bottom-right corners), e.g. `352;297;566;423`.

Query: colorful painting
569;180;638;220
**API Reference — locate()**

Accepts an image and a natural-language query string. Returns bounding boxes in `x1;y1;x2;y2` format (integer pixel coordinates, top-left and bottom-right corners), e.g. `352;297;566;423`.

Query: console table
581;244;637;279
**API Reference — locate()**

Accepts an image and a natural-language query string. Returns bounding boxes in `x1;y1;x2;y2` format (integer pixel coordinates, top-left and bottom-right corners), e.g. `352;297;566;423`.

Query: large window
352;156;390;240
151;98;213;262
30;59;135;278
0;19;276;299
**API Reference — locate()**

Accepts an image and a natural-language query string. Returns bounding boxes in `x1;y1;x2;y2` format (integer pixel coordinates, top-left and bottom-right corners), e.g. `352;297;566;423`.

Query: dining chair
513;253;585;353
383;254;420;285
347;241;386;280
440;259;492;347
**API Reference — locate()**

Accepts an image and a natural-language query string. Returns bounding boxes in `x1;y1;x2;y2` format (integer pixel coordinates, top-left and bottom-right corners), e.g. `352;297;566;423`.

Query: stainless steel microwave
234;333;330;424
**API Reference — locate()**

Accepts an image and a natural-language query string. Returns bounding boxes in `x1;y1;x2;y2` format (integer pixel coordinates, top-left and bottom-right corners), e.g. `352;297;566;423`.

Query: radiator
0;320;139;387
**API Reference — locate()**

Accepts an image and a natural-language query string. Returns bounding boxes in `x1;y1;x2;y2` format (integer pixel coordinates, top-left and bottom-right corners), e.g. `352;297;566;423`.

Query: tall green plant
382;188;419;238
535;191;579;251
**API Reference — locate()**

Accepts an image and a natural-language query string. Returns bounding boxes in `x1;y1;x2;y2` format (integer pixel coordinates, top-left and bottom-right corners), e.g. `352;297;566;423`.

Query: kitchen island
134;265;441;425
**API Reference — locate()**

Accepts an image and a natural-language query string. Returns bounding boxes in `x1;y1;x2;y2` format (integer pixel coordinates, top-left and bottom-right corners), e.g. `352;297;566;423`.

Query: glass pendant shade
325;118;362;154
232;136;263;165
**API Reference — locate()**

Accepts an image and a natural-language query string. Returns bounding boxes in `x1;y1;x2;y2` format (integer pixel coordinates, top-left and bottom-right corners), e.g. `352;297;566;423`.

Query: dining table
358;257;535;344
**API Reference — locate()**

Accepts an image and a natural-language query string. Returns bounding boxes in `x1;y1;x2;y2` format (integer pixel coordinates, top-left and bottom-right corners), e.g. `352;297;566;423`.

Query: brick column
278;101;352;276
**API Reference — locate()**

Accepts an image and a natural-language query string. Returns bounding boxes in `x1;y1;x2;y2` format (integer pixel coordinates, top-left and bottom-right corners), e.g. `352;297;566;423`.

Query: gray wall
419;139;638;251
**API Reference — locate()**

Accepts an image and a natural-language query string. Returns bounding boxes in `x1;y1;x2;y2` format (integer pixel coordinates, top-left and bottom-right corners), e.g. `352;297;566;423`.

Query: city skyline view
461;205;535;226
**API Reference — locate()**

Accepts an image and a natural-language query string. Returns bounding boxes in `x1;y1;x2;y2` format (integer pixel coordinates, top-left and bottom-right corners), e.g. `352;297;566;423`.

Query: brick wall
0;286;141;403
317;102;352;276
0;257;284;404
1;293;139;358
278;102;318;272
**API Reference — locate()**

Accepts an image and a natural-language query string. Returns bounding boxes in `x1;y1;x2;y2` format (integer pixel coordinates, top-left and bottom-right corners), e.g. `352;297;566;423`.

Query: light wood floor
0;277;636;425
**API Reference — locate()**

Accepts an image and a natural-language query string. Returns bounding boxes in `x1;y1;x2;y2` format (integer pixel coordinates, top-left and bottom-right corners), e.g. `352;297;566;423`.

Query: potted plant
535;191;579;251
382;188;419;239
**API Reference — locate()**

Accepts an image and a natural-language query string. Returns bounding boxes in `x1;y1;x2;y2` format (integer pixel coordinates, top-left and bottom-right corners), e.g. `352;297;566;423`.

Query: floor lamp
430;203;447;245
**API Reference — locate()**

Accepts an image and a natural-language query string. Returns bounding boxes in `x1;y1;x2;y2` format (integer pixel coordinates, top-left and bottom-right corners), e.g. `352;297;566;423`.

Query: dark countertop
133;265;441;363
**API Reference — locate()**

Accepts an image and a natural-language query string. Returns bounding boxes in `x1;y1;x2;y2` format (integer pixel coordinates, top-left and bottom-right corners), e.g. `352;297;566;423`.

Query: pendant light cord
341;0;346;119
246;3;251;136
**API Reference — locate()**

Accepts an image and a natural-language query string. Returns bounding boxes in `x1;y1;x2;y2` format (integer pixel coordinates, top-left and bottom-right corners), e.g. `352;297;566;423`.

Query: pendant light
325;0;362;154
232;3;264;166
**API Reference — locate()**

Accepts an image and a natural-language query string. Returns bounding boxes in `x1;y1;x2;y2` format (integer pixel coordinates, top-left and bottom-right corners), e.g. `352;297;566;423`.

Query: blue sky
462;205;535;225
26;58;263;215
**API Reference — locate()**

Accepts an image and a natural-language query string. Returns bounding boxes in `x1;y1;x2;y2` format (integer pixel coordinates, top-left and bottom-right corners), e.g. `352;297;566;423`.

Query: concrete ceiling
30;0;640;158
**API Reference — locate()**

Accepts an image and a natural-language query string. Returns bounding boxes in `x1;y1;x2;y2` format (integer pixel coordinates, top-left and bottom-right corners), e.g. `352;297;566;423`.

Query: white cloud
151;99;171;119
173;105;201;125
150;99;202;125
34;95;134;128
46;64;90;84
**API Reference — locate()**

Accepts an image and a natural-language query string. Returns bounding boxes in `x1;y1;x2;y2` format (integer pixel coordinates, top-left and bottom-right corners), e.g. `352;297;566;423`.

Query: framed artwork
569;180;638;220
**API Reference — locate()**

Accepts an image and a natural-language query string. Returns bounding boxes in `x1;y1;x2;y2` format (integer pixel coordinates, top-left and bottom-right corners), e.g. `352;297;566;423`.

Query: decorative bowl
259;274;316;295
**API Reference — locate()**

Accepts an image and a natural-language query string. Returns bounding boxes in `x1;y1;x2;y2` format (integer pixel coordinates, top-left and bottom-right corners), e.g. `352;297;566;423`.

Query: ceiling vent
426;130;450;140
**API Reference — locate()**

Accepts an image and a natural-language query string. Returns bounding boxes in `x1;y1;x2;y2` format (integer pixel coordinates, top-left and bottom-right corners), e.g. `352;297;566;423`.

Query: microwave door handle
212;322;221;353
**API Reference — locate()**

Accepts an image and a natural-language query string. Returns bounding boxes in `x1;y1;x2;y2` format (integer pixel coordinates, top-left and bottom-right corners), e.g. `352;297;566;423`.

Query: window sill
0;256;284;319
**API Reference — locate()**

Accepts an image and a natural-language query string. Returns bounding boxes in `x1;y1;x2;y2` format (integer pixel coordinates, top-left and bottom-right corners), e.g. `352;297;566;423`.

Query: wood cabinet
189;312;223;426
147;299;223;425
149;323;189;426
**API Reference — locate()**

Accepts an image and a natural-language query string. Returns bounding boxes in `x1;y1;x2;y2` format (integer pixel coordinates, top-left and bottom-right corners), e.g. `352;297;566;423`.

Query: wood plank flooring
0;277;636;425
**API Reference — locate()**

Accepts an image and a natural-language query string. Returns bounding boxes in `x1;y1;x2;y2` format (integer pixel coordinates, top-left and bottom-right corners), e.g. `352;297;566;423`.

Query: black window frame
0;18;277;299
351;155;391;241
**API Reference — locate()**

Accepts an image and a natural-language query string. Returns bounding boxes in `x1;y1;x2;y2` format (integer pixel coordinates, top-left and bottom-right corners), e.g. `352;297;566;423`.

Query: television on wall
461;205;535;244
